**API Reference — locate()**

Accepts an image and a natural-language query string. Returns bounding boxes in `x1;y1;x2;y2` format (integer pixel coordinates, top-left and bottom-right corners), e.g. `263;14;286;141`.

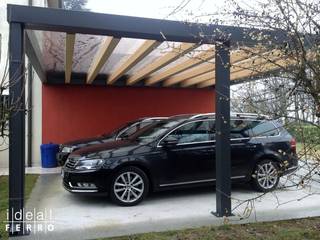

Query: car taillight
290;138;296;154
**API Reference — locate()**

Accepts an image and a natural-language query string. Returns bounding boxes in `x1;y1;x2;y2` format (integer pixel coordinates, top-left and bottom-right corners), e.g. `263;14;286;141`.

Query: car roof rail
189;112;270;120
189;113;215;119
231;112;270;119
170;114;195;119
142;117;168;121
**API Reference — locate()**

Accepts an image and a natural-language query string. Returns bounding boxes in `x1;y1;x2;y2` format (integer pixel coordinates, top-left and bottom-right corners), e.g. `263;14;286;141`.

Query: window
118;122;150;138
251;121;279;137
230;119;252;139
137;120;183;141
165;120;214;144
230;119;279;138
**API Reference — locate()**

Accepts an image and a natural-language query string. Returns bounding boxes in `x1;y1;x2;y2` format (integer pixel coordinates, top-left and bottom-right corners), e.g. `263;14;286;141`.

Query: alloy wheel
256;162;279;190
113;171;145;203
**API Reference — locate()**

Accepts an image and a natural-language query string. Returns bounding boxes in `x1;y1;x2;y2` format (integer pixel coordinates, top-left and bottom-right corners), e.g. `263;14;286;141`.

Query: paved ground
0;167;61;176
15;166;320;240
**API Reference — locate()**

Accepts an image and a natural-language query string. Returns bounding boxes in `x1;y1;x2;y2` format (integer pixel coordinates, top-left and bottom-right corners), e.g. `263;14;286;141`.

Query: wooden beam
164;48;259;87
87;37;120;84
146;47;215;86
181;49;258;87
163;63;213;87
65;33;76;84
181;72;212;87
231;49;283;72
108;40;161;85
197;57;288;88
127;42;197;85
231;58;289;81
197;78;215;88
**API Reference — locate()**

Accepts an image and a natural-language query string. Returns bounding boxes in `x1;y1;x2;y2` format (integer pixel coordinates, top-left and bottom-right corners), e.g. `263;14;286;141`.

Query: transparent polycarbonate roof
29;28;281;88
34;30;216;76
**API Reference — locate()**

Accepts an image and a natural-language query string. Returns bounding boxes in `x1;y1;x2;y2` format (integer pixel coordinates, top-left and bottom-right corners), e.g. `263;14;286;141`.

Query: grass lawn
296;142;320;161
99;217;320;240
0;174;39;239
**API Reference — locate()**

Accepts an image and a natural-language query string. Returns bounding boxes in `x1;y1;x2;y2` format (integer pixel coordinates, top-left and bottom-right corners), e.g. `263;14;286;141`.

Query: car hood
70;139;153;159
62;134;115;149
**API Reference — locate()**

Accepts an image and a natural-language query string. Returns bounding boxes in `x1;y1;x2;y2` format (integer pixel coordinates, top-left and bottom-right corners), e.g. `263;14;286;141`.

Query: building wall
31;74;43;166
42;85;215;144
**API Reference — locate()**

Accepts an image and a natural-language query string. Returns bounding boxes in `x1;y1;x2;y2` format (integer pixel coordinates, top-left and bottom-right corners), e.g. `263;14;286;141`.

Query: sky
85;0;225;22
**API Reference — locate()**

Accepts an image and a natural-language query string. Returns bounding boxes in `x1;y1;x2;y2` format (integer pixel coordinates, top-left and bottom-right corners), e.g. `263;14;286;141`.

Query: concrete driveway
17;166;320;240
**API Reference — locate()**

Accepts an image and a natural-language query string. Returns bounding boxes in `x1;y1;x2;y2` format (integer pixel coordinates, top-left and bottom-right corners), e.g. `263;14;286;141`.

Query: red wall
42;85;215;144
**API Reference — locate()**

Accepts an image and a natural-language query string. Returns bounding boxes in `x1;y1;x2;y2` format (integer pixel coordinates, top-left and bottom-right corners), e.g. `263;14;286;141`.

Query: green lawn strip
98;217;320;240
0;174;39;239
296;143;320;162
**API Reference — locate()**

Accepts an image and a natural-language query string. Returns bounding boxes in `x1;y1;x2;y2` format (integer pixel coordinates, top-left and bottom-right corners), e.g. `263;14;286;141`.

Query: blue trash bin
40;143;59;168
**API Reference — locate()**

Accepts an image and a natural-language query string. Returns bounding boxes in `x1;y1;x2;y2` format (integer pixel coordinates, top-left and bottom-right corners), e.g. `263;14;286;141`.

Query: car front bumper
62;167;111;193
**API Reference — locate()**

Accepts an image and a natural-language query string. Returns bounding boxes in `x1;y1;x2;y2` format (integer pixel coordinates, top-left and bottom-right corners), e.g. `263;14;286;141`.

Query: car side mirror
161;136;178;147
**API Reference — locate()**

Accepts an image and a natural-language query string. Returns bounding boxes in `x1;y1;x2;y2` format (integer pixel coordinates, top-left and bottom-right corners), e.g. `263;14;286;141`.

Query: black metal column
8;22;26;236
214;41;232;217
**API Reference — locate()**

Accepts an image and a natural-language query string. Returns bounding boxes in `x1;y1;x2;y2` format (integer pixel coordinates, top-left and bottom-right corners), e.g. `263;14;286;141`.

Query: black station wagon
57;117;167;165
62;113;298;206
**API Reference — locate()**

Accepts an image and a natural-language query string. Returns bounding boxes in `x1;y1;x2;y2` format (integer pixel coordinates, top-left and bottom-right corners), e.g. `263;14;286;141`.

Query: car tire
251;159;280;192
110;166;149;206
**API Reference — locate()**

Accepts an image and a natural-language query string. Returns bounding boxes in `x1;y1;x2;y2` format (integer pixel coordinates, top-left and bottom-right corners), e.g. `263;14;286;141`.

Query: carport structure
7;4;290;236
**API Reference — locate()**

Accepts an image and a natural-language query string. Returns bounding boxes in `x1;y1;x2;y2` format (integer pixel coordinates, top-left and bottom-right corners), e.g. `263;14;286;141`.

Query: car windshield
133;120;185;141
101;121;137;137
102;119;167;139
116;120;163;139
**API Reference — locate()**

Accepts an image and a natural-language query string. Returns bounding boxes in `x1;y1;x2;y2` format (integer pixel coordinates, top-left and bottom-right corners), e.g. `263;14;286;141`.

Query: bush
286;123;320;144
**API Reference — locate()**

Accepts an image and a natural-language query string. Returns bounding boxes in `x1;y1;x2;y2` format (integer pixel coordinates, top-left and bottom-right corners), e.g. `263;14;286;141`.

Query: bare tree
0;54;26;151
165;0;320;220
224;0;320;116
63;0;88;11
224;0;320;219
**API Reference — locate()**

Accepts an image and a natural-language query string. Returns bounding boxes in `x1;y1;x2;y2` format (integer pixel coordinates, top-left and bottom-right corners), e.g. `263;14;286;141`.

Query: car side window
230;119;252;139
251;121;279;137
165;120;214;144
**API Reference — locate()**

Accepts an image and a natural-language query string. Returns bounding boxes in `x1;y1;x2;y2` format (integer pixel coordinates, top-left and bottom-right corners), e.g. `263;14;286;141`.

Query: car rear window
250;121;279;137
230;119;279;138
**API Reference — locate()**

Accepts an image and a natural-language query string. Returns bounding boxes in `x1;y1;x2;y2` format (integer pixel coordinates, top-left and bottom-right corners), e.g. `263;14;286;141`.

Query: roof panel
100;38;146;74
42;31;66;72
72;34;105;73
126;41;179;75
29;28;287;88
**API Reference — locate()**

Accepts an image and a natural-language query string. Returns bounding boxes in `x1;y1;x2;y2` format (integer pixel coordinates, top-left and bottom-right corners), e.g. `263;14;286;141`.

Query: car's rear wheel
110;166;149;206
252;159;280;192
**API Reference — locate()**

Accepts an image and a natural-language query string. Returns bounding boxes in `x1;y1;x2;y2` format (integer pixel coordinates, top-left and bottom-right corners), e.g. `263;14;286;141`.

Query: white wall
31;73;42;166
0;0;45;168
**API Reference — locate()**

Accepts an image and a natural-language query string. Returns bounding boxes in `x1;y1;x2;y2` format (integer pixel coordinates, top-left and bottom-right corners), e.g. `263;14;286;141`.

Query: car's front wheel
110;166;149;206
252;159;280;192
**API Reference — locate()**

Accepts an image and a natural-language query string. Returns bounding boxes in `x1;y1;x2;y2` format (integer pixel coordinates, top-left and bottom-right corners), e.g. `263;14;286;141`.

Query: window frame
157;119;215;147
157;118;281;147
115;121;141;140
249;120;281;138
